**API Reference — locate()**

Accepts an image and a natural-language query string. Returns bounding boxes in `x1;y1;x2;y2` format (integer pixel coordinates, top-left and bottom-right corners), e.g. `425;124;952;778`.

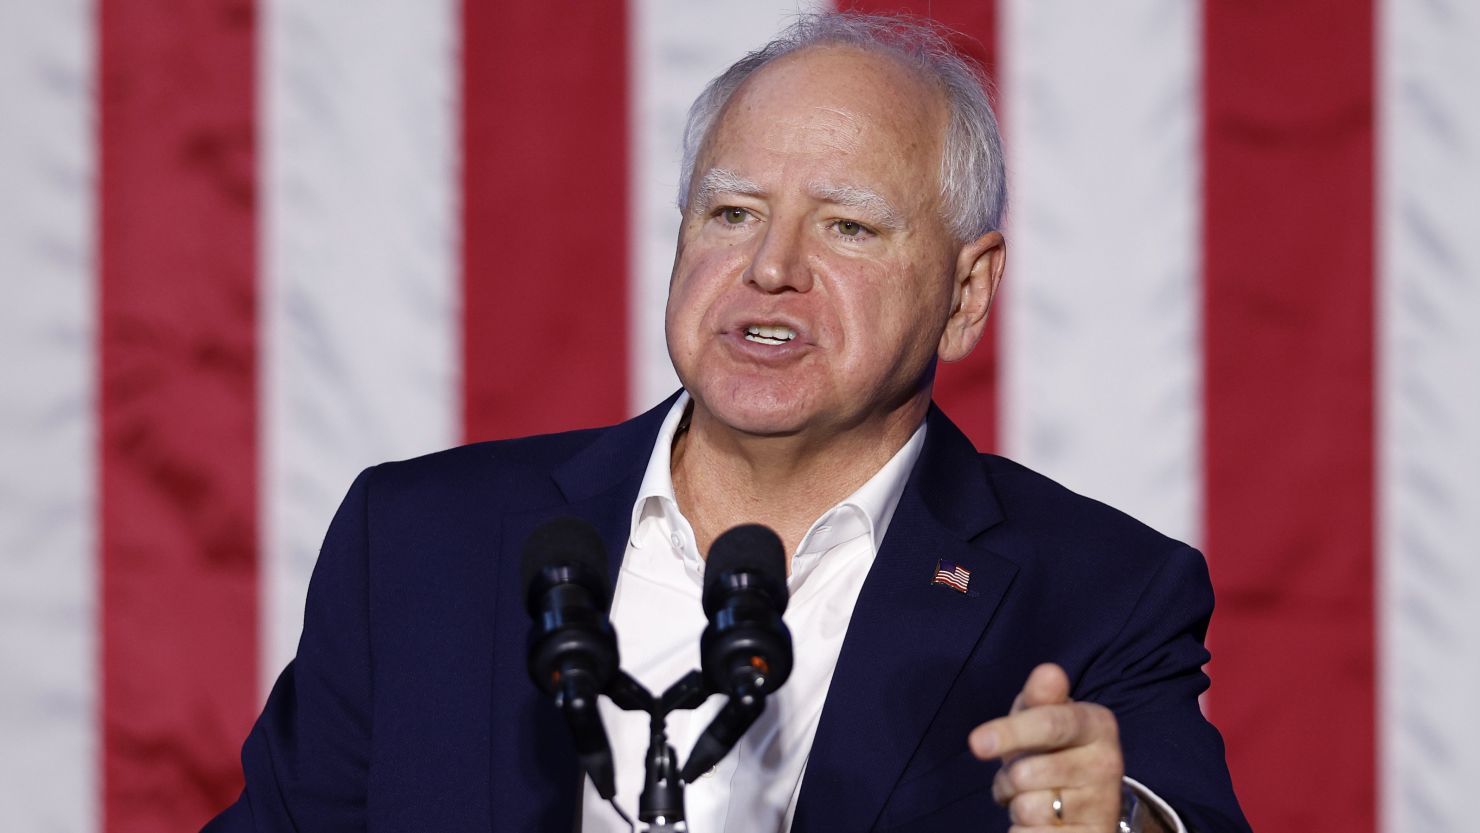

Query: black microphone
679;524;793;783
522;517;621;799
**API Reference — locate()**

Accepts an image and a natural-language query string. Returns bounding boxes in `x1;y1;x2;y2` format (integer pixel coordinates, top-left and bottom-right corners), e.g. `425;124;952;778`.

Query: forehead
701;45;948;201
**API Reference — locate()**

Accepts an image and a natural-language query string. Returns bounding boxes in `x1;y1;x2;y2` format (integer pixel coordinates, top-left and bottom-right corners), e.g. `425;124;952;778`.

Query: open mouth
744;324;797;346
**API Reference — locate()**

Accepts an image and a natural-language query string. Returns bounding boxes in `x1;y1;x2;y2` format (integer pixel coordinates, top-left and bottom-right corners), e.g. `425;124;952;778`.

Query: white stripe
999;0;1203;546
1380;1;1480;830
627;0;832;415
0;0;97;828
261;0;460;687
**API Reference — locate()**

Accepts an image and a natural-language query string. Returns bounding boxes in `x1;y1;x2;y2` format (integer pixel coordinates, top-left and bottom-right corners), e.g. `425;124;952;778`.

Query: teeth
744;324;797;345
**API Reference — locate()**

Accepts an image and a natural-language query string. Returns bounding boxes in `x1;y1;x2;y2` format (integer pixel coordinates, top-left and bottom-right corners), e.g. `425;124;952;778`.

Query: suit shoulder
359;424;613;507
968;454;1216;678
975;453;1194;569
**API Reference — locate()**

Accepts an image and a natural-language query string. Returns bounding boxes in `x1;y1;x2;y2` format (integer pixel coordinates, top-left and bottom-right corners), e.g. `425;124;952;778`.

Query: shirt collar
628;392;694;544
628;392;927;567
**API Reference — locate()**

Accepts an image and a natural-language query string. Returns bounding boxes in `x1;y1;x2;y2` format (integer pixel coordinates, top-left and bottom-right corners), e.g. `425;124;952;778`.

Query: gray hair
677;12;1007;242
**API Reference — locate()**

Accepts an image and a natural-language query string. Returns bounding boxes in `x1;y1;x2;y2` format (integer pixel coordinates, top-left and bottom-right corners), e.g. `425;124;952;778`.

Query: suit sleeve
202;468;378;832
1077;544;1250;833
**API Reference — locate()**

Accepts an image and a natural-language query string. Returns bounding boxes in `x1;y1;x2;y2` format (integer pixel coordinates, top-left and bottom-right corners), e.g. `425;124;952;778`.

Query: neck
670;398;927;562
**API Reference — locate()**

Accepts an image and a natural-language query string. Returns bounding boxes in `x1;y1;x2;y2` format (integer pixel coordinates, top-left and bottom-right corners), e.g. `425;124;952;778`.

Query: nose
744;218;813;293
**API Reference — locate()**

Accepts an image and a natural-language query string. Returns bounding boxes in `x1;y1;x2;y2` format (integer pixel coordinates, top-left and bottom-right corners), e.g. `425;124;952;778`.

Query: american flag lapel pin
932;558;971;594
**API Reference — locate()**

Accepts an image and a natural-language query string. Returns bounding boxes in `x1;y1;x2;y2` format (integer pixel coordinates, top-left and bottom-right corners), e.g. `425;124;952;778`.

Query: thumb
1012;662;1071;713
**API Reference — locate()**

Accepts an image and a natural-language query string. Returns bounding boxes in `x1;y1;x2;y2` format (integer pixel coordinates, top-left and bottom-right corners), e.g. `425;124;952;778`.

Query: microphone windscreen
520;516;609;597
705;524;786;593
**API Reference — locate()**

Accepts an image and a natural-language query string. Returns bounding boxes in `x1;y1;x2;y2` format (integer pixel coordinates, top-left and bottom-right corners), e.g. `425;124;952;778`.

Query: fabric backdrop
2;1;1477;831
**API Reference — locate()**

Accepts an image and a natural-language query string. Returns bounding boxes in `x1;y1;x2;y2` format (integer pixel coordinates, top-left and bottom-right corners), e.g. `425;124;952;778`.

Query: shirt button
670;532;683;549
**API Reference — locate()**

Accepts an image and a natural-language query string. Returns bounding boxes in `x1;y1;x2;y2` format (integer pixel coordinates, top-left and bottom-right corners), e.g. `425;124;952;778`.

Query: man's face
666;46;970;442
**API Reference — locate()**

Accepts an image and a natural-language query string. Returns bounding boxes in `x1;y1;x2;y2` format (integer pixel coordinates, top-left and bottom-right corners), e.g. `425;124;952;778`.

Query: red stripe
462;1;630;442
1203;4;1375;832
843;0;1001;452
97;1;259;829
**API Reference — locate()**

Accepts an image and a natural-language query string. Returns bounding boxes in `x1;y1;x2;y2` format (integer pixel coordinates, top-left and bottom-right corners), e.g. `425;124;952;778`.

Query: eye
720;207;750;224
831;219;874;239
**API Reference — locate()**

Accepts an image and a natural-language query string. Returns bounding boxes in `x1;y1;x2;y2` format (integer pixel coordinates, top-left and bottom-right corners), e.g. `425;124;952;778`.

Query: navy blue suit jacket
207;397;1250;832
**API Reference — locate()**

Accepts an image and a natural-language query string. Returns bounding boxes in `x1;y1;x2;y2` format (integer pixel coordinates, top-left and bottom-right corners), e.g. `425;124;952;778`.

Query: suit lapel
487;396;677;830
554;393;686;560
792;406;1018;832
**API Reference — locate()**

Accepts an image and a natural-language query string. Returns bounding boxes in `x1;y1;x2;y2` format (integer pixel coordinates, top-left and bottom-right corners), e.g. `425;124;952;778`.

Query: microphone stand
606;669;710;832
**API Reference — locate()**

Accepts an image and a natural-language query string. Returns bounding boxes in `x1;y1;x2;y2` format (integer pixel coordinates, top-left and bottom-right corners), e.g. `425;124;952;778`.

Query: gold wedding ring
1051;789;1065;826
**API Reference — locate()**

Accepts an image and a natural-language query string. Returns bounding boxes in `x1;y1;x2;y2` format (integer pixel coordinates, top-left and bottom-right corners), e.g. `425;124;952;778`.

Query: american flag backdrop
2;1;1477;831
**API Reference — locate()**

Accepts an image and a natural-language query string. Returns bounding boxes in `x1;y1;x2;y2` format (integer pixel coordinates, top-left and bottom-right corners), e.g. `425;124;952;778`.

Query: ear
938;230;1006;363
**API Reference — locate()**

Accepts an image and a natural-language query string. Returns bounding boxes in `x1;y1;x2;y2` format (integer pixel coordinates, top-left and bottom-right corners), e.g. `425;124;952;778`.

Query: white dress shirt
580;393;1184;832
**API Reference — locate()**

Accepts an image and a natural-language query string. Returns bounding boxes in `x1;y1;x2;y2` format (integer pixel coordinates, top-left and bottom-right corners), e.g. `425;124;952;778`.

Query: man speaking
208;12;1249;833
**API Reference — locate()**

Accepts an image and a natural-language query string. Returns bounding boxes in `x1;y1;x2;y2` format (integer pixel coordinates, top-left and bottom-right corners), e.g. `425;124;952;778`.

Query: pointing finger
970;700;1117;761
974;663;1074;757
1015;663;1070;713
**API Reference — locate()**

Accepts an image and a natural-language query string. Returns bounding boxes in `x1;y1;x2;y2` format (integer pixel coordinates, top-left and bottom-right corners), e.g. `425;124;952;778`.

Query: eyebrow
690;168;764;214
689;168;905;232
808;182;904;231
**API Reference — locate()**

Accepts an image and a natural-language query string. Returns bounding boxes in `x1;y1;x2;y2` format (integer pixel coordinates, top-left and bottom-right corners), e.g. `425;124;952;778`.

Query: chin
691;381;814;438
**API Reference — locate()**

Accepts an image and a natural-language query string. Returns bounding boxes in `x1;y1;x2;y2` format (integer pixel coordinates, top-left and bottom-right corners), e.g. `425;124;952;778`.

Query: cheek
670;249;746;318
666;261;719;348
835;267;918;330
834;270;948;360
